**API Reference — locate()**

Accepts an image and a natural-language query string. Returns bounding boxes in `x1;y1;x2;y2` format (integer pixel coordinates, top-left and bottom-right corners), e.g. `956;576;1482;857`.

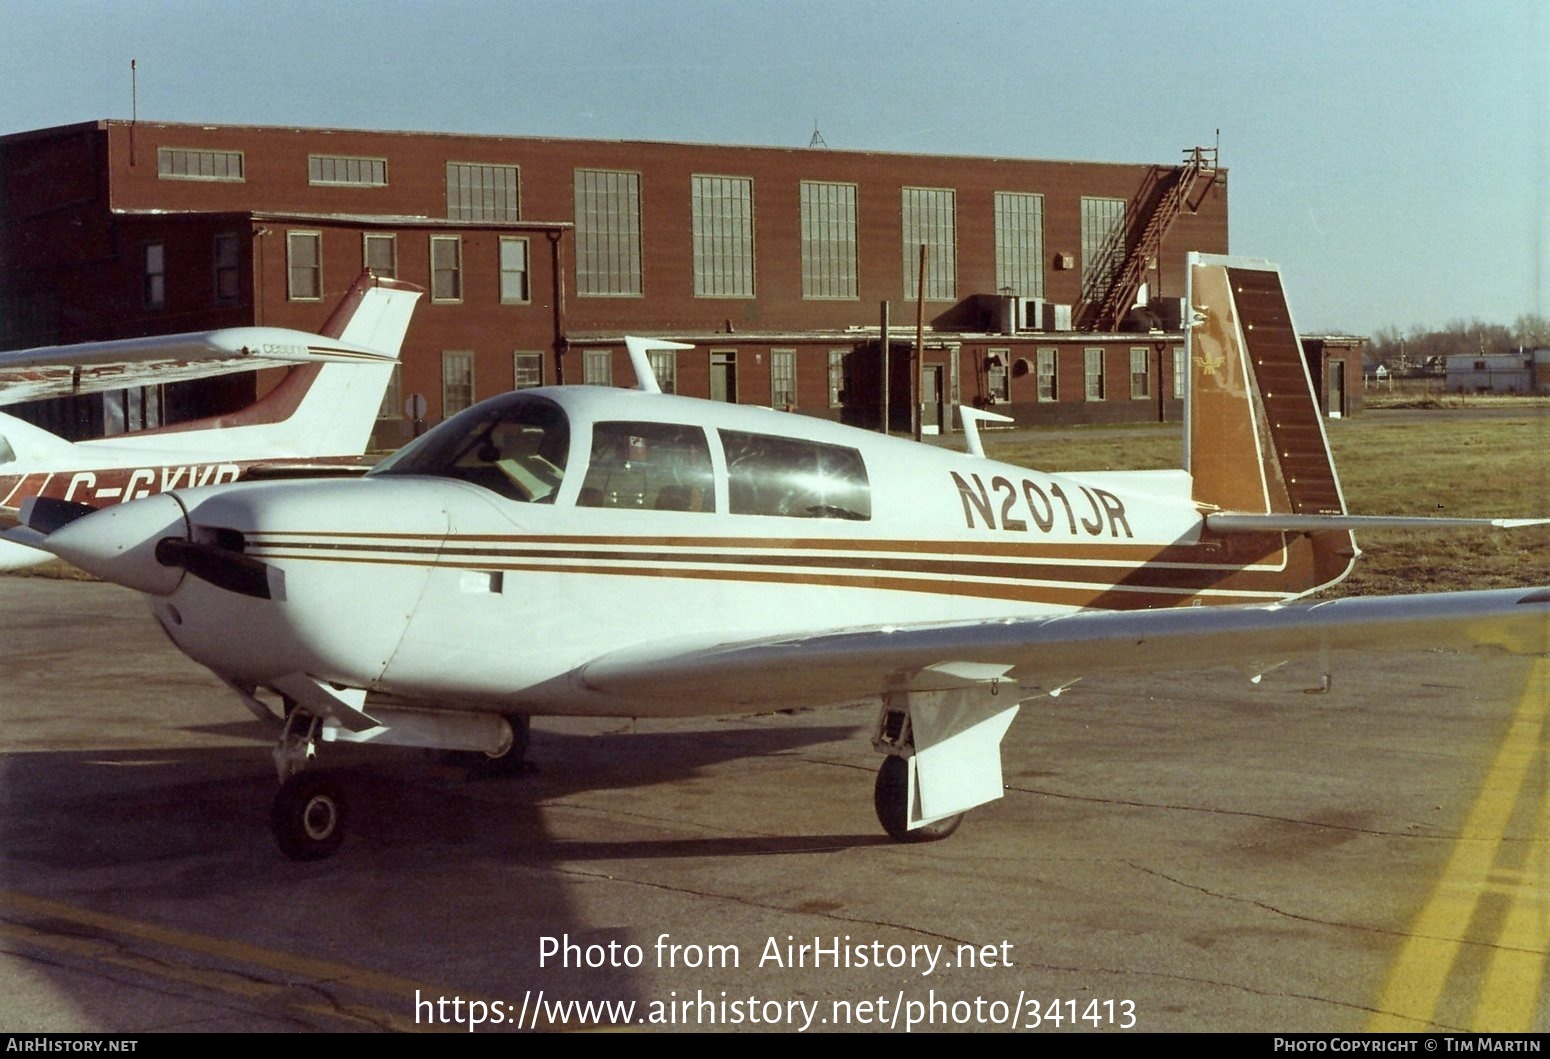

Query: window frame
1084;347;1106;401
441;350;476;418
800;181;859;301
363;232;397;280
286;230;322;302
1130;346;1150;400
430;234;463;304
142;241;166;310
1037;347;1058;402
309;154;388;187
499;236;531;304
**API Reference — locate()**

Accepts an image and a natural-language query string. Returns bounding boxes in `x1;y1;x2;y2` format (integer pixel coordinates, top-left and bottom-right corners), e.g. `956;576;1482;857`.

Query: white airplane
8;254;1547;859
0;272;422;571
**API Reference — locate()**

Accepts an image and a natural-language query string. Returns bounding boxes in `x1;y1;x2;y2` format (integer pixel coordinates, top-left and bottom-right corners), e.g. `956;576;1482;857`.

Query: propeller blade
154;538;273;599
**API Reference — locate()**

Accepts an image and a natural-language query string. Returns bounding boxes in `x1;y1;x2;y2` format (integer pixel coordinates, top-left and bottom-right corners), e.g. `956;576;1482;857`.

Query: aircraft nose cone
47;492;189;596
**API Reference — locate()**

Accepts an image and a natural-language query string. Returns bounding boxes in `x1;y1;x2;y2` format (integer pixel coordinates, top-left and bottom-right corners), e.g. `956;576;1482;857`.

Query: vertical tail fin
1185;254;1356;594
150;272;423;457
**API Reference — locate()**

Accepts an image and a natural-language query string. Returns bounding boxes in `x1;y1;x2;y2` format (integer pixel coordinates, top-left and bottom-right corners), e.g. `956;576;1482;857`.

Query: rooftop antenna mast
129;58;138;166
809;119;827;148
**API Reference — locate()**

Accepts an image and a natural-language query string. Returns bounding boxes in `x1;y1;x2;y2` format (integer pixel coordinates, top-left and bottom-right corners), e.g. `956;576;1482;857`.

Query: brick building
0;119;1255;445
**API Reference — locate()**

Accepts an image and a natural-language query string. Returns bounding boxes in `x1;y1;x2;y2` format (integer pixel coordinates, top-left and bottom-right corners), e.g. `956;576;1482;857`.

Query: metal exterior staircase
1085;146;1219;332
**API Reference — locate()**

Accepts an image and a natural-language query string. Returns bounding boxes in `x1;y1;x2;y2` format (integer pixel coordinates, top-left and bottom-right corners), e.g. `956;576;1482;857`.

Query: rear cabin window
720;429;870;520
577;421;716;512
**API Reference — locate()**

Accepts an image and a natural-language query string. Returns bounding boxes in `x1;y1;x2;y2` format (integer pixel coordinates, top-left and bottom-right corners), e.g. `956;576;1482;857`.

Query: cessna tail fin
149;272;422;457
1184;254;1357;595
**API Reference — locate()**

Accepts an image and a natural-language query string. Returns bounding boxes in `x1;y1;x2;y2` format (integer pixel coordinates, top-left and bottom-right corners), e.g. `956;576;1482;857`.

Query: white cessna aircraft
8;255;1546;859
0;272;421;571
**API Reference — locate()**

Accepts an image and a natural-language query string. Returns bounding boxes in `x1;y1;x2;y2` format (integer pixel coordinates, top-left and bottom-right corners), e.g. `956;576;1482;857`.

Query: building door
921;364;944;435
1327;359;1345;418
711;350;738;403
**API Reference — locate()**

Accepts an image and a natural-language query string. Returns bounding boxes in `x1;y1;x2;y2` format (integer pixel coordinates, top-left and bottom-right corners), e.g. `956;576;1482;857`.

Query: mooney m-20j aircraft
9;255;1547;859
0;272;421;570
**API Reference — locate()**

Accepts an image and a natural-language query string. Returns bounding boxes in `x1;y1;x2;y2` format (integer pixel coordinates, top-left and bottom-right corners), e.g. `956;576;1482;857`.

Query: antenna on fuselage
623;336;695;394
957;406;1015;458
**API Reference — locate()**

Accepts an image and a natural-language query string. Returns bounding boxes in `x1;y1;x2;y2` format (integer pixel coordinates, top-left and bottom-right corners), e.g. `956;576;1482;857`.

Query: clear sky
2;0;1545;336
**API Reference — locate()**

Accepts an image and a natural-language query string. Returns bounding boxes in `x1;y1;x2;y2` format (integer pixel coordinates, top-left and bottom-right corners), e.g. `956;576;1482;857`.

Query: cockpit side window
369;393;569;503
719;429;870;520
577;421;715;512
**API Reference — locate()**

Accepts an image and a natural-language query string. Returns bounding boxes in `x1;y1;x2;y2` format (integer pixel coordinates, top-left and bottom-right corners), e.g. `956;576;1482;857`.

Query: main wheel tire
873;755;964;843
271;772;347;861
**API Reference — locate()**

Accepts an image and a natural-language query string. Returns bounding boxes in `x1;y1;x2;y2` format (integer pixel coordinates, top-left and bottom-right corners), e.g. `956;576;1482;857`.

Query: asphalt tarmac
0;576;1544;1034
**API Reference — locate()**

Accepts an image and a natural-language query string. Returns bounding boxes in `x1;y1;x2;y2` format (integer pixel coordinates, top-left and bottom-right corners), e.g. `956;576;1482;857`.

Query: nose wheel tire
271;772;348;861
874;755;964;843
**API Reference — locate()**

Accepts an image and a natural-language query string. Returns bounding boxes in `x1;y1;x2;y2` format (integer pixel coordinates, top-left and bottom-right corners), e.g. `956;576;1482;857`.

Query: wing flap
576;587;1550;713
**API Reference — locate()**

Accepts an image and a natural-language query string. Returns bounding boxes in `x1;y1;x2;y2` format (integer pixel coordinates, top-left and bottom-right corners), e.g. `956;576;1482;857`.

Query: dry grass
984;412;1550;595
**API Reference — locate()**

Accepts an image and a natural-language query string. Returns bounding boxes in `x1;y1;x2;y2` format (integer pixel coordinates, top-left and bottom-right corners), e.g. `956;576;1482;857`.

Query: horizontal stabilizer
1206;513;1550;533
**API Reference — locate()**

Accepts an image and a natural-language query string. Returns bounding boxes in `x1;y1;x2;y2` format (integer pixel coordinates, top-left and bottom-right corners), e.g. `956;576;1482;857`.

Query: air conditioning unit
1043;303;1073;331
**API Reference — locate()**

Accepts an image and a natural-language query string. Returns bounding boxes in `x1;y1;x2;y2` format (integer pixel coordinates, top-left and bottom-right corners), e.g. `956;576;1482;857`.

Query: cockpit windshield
369;393;570;503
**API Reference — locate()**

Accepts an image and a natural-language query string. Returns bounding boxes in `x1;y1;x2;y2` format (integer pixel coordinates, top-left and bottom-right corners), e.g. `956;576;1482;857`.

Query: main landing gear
266;704;530;861
872;702;965;843
270;709;347;861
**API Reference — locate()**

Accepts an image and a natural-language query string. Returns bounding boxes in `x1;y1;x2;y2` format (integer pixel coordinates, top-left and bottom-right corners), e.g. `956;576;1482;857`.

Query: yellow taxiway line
1368;657;1547;1032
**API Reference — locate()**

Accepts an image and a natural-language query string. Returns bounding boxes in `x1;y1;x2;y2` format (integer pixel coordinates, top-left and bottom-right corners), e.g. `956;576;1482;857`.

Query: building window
513;351;543;390
442;352;475;416
994;192;1045;298
212;233;241;305
801;182;858;300
584;350;613;386
902;187;956;301
1172;345;1185;399
446;162;519;222
987;349;1011;403
1080;197;1126;304
1084;348;1106;401
286;231;321;301
430;235;462;303
499;237;530;303
1130;347;1150;399
638;350;674;394
142;242;166;309
690;174;754;298
574;168;642;296
362;233;397;279
828;349;847;407
309;155;387;187
1037;347;1058;402
771;349;796;409
157;147;243;182
379;364;403;420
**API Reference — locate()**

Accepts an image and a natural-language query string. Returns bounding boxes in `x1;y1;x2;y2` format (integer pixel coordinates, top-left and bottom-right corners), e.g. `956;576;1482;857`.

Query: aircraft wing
576;587;1550;712
0;328;397;406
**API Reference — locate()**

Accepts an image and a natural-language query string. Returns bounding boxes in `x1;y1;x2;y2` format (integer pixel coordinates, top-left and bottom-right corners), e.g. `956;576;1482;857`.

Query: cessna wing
0;328;398;406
